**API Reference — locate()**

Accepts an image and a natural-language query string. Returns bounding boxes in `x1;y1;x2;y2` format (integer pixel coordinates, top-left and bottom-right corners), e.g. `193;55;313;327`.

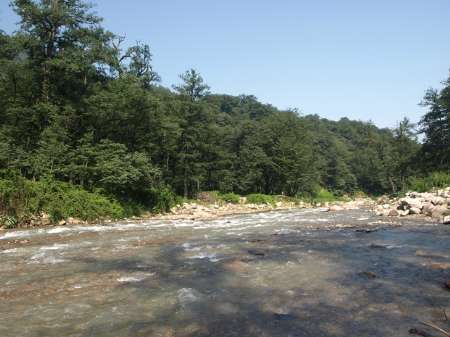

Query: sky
1;0;449;128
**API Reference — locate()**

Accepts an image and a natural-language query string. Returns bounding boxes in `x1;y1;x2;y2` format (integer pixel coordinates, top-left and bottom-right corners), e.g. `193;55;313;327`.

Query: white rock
422;202;435;216
431;196;446;206
398;197;423;210
431;205;448;220
409;207;422;215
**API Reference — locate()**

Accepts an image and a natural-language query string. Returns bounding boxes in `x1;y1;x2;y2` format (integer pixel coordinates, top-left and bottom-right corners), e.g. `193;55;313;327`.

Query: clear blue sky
1;0;449;128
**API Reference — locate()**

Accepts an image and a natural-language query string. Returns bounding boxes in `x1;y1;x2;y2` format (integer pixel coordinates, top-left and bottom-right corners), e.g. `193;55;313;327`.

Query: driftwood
420;321;450;337
409;327;437;337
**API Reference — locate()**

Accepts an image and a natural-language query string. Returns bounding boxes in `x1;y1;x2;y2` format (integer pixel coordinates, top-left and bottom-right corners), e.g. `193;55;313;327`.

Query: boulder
421;202;435;216
431;205;448;220
442;215;450;224
329;205;344;211
398;197;423;210
388;209;399;217
409;207;422;215
431;196;446;206
398;209;410;217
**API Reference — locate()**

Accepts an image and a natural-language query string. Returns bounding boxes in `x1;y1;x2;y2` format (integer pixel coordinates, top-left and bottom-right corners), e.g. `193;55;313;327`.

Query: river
1;208;449;337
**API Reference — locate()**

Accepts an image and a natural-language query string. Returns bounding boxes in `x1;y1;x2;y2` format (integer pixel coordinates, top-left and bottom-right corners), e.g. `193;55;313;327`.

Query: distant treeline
0;0;449;221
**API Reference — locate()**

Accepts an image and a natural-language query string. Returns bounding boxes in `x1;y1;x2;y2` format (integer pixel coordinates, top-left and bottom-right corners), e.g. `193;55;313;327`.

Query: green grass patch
218;192;240;204
246;193;275;205
408;172;450;192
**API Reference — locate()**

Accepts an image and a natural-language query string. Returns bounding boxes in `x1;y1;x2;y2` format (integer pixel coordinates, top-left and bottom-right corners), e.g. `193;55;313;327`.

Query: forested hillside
0;0;449;223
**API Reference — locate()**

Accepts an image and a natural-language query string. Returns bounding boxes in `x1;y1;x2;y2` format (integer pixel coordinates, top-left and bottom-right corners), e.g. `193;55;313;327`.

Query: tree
111;39;160;87
419;76;450;171
391;117;419;192
173;68;210;102
11;0;114;102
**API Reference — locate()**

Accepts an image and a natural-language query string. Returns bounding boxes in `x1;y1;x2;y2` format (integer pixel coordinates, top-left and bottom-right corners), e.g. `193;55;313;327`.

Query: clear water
0;209;449;337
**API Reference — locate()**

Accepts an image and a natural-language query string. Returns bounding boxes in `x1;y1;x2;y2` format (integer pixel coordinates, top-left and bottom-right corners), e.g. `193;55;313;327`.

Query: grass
408;172;450;192
217;192;240;204
246;193;275;205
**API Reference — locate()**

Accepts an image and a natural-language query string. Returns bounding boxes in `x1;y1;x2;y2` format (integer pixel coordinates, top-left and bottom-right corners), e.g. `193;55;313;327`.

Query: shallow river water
1;208;449;337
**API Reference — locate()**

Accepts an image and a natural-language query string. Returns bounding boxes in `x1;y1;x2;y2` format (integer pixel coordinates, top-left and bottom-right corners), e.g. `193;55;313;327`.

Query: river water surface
1;208;449;337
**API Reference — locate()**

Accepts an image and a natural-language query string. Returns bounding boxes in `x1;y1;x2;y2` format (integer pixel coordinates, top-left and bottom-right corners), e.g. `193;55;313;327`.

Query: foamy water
0;208;449;337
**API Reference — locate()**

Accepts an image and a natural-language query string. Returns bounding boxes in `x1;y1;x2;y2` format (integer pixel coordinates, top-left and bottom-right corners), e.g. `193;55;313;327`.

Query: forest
0;0;449;224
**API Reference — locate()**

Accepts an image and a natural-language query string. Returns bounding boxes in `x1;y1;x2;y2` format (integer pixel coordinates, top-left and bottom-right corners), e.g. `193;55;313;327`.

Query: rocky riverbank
152;198;374;221
6;188;450;230
373;187;450;224
1;197;376;229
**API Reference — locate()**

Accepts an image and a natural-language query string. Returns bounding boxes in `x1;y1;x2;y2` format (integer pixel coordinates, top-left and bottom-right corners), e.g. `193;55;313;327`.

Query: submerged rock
247;249;266;256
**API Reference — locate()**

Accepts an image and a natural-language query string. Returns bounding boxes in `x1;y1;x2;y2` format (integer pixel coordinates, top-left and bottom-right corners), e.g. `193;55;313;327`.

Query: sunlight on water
0;208;449;337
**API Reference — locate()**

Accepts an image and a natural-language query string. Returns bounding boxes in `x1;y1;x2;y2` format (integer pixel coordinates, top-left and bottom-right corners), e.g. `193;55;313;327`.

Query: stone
422;202;435;216
247;249;266;256
329;205;344;211
360;271;377;279
58;220;66;226
399;197;423;210
442;215;450;224
388;209;399;216
409;207;422;215
429;262;450;270
431;196;446;206
398;209;410;216
431;206;448;220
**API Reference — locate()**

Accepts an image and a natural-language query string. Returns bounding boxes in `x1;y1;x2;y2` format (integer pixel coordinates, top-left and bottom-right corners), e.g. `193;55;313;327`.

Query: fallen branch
409;327;437;337
421;321;450;337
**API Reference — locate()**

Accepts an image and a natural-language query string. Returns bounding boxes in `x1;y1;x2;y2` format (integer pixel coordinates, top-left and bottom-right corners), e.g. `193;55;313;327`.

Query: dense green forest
0;0;449;223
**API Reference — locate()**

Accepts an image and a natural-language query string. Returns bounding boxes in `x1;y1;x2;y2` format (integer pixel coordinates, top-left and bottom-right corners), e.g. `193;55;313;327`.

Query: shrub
299;187;340;204
408;172;450;192
218;192;240;204
246;193;275;205
0;173;125;226
149;186;181;213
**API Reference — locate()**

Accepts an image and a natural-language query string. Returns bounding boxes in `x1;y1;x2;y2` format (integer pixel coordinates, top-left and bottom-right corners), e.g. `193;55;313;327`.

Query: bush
299;187;340;204
0;173;125;226
408;172;450;192
246;193;275;205
149;186;181;213
218;192;240;204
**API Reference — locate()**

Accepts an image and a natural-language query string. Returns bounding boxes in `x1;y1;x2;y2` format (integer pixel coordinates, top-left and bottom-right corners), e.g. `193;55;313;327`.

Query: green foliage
0;173;125;225
246;194;275;205
0;215;18;229
309;188;339;203
408;172;450;192
218;192;240;204
419;76;450;171
149;186;181;213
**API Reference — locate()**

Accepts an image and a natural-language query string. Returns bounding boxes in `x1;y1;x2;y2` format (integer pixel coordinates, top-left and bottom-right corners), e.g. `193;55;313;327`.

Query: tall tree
11;0;113;102
419;76;450;171
173;69;210;102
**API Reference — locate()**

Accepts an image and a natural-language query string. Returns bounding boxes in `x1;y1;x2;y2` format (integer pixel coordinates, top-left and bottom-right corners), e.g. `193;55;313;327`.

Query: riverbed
0;208;449;337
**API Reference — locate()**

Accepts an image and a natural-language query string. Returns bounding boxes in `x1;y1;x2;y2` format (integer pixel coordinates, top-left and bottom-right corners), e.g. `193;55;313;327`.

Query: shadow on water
1;210;449;337
69;226;450;337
